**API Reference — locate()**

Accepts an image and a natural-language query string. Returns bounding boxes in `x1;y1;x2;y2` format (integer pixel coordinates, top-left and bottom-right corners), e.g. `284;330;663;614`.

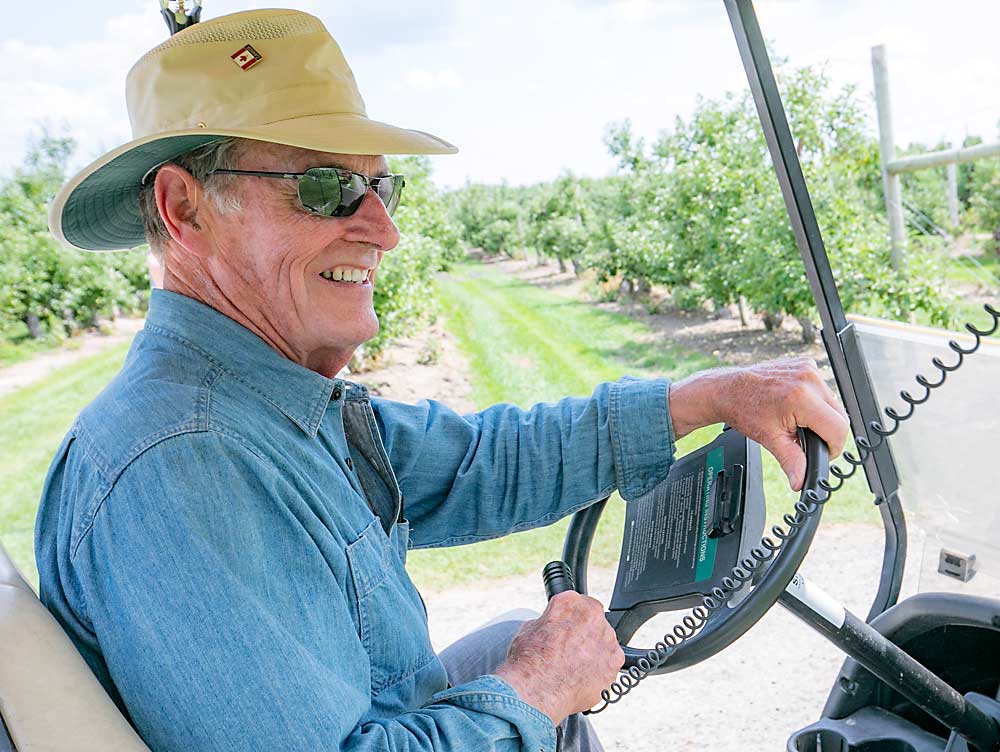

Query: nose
342;187;400;253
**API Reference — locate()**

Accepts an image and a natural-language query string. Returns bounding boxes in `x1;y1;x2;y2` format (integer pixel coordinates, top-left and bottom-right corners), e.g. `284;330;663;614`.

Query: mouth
317;265;374;288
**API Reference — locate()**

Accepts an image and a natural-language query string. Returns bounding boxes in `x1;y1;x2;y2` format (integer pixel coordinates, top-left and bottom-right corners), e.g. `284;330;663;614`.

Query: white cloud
403;68;463;91
2;9;163;172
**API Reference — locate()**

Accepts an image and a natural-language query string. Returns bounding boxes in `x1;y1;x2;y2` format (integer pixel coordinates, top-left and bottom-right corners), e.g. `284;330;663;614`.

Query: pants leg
437;610;605;752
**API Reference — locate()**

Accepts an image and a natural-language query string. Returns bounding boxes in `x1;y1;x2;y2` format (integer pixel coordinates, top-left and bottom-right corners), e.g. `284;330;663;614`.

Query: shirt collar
144;289;339;436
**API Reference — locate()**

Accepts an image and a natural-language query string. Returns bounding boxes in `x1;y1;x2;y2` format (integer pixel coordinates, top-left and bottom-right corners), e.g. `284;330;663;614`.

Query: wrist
668;369;730;439
494;663;564;727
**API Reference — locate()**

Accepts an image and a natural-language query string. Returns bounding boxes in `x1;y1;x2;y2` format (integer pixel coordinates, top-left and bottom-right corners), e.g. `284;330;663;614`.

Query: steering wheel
553;428;829;676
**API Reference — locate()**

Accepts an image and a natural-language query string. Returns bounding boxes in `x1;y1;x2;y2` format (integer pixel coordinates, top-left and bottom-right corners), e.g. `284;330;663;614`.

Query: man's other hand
668;358;850;491
494;592;624;726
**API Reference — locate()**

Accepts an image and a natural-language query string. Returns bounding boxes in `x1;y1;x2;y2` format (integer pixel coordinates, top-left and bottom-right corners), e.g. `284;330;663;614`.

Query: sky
3;1;1000;190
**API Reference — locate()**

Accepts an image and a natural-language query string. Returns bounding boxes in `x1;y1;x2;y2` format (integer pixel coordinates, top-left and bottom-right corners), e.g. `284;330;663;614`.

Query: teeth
320;267;372;284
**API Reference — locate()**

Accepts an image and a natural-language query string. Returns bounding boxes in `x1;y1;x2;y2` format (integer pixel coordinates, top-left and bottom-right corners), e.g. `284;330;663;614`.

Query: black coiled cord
588;303;1000;714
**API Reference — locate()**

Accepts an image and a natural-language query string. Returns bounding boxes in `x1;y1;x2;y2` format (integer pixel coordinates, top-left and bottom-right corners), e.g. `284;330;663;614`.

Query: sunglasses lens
375;175;405;216
298;169;404;217
298;168;345;216
337;172;369;216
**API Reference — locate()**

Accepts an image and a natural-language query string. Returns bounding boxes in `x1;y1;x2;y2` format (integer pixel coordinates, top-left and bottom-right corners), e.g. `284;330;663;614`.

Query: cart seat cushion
0;543;150;752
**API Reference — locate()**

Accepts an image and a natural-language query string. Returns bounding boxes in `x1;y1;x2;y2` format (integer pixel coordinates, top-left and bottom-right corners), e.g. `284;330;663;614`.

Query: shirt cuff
609;377;676;501
430;675;558;752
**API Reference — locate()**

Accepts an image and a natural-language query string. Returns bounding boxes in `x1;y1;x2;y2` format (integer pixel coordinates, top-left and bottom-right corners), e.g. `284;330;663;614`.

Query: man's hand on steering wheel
495;592;625;725
668;357;850;491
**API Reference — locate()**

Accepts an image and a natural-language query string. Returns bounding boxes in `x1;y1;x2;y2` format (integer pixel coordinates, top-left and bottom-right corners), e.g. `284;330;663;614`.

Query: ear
153;164;212;258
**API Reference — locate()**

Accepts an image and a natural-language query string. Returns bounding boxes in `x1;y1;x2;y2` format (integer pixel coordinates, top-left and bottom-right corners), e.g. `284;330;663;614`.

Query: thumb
770;433;806;491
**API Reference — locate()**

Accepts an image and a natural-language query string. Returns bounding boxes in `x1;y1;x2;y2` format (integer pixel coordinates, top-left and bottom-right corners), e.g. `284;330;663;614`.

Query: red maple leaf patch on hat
231;44;262;71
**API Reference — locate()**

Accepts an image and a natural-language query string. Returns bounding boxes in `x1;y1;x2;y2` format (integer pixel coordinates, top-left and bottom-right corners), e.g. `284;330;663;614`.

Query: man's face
193;142;400;374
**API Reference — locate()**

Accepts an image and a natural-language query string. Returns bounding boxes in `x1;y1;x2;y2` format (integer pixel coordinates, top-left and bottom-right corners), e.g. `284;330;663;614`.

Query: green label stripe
695;446;724;582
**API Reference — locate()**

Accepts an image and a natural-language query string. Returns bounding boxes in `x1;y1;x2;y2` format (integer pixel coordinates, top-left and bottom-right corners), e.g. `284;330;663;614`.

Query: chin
325;312;379;352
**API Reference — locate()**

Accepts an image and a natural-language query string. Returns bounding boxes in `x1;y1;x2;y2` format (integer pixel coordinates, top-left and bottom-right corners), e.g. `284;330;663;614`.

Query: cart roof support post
723;0;906;620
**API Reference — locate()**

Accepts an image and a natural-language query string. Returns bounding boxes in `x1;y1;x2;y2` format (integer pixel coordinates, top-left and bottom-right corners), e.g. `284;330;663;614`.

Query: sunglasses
211;167;405;218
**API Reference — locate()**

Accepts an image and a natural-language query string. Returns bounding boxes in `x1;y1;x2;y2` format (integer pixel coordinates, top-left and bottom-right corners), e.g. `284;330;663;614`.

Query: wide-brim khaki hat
49;8;457;252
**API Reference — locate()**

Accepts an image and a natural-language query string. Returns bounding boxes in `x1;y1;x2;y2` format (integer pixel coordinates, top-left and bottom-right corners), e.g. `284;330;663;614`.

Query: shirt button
346;457;353;470
332;386;342;400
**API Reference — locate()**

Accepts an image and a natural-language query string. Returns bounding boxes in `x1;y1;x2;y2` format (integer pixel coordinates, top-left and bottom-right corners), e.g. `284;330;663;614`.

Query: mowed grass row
405;262;877;591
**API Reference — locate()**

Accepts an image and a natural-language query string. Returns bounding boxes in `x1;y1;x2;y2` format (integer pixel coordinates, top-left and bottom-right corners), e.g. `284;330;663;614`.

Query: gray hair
138;137;248;255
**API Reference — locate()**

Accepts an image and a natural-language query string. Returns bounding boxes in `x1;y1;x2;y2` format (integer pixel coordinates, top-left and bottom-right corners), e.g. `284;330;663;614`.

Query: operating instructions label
613;446;723;605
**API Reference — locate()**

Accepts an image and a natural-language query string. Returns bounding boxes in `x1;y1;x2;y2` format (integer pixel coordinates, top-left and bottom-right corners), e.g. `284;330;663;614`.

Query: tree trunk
737;296;750;327
797;316;818;344
24;313;44;339
570;258;581;277
635;277;651;295
619;278;634;298
762;311;785;332
62;308;79;337
557;257;567;273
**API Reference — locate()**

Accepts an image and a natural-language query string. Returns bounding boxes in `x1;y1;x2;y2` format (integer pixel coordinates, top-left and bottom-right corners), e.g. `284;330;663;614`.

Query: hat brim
50;113;458;252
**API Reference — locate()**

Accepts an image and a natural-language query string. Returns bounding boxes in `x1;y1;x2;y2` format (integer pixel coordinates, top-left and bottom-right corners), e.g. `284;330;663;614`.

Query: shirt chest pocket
346;518;434;695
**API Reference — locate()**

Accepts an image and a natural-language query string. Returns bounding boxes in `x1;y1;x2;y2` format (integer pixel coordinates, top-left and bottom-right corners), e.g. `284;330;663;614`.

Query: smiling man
35;8;849;752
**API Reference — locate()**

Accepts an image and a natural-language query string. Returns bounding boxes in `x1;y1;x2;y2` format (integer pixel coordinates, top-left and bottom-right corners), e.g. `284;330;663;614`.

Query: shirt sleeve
374;376;676;549
71;431;558;752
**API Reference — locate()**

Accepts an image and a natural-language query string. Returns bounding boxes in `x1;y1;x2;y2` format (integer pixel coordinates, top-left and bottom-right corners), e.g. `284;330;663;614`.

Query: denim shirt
34;289;676;752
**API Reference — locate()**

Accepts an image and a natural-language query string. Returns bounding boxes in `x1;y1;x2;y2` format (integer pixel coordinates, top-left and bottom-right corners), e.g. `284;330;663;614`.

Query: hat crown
126;9;366;137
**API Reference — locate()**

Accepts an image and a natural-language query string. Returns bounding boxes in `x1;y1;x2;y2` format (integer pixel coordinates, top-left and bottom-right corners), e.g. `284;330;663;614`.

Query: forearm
379;377;677;548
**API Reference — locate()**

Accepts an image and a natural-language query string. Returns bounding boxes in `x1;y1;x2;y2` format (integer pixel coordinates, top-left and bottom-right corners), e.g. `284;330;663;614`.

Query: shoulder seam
68;421;271;561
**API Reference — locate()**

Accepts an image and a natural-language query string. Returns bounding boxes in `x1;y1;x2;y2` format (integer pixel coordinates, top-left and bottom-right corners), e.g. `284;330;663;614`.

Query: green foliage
898;141;952;234
957;134;984;211
448;183;527;257
368;233;442;355
0;134;149;343
967;134;1000;254
363;155;461;356
524;173;588;271
390;156;462;266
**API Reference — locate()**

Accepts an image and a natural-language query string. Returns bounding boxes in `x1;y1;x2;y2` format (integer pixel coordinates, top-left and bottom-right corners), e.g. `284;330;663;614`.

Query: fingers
797;396;850;460
772;432;806;491
779;358;850;460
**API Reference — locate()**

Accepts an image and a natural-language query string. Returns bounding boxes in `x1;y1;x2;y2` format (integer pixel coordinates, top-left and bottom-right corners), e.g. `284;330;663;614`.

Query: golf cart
1;1;998;751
